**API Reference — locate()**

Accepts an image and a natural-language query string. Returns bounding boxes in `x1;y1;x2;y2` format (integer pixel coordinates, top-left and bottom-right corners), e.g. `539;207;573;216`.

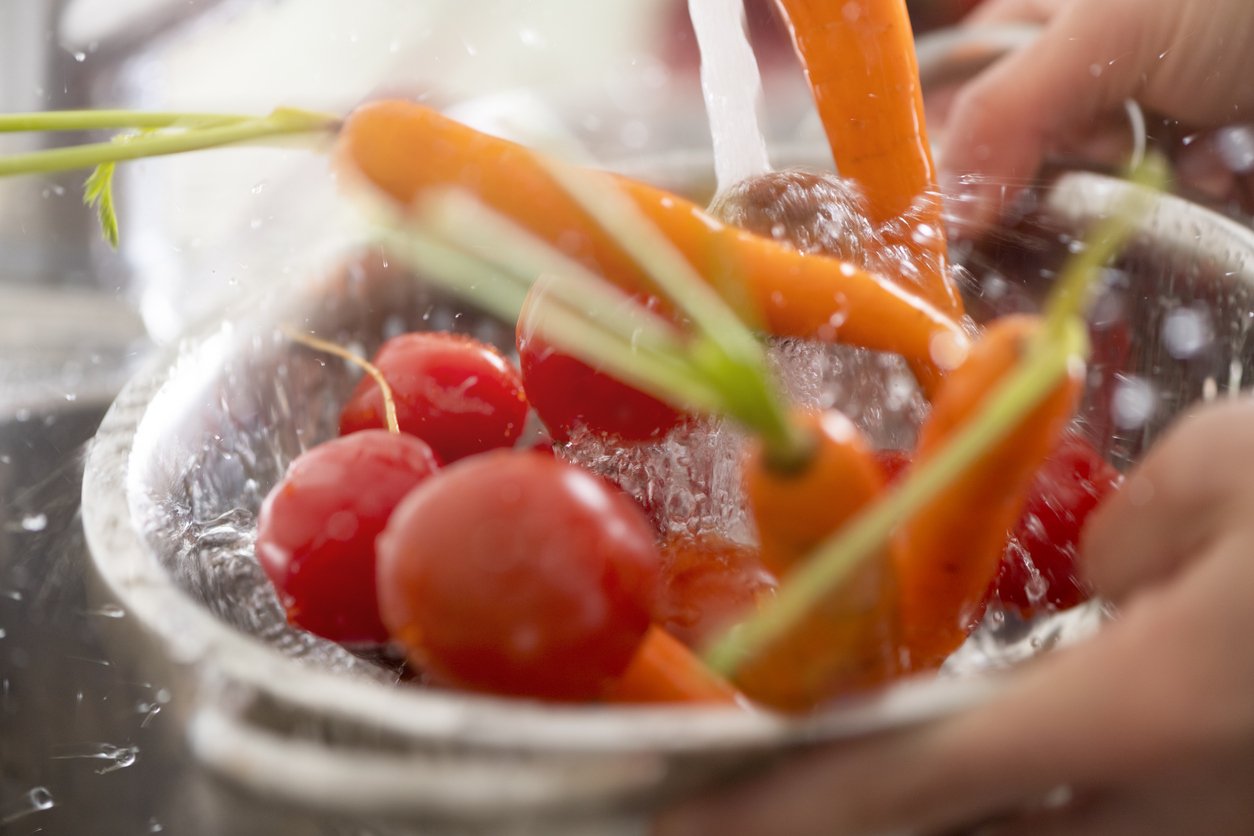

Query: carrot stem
538;158;808;462
0;110;257;133
1042;155;1169;336
0;107;339;178
705;318;1087;676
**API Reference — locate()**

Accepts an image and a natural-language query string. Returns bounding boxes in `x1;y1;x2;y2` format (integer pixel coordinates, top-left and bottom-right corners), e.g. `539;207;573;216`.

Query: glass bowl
79;151;1254;833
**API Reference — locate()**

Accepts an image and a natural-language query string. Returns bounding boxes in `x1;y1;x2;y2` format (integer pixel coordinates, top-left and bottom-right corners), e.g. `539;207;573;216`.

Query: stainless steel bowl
78;163;1254;834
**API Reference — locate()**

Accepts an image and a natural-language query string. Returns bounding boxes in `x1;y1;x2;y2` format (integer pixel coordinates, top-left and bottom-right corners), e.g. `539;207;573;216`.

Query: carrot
892;315;1082;670
604;625;743;706
774;0;961;317
733;410;901;711
337;100;967;393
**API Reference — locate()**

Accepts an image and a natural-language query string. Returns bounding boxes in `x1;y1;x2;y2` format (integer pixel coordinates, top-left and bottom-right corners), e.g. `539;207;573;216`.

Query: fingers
1080;398;1254;603
939;0;1157;232
658;482;1254;836
657;602;1189;836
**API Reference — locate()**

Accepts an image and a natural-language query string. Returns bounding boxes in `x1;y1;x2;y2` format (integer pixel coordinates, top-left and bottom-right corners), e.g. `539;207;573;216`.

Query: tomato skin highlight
256;430;440;644
376;450;661;701
339;332;527;464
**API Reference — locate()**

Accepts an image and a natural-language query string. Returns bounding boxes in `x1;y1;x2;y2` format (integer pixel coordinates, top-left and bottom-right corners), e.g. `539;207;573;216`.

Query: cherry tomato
516;286;683;443
653;532;776;649
990;434;1122;616
256;430;440;644
376;450;661;701
339;332;527;464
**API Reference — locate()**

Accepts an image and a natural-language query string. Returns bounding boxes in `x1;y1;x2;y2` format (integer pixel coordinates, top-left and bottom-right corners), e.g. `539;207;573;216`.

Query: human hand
656;398;1254;835
939;0;1254;231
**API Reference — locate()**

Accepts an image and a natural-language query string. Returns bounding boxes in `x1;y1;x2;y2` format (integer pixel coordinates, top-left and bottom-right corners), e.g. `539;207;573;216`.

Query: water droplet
51;743;138;774
72;50;86;62
86;603;125;619
1088;63;1103;78
1;786;54;825
64;392;77;402
20;514;47;532
1162;307;1212;358
0;628;6;639
250;181;268;195
1215;125;1254;174
148;817;164;833
1111;376;1157;429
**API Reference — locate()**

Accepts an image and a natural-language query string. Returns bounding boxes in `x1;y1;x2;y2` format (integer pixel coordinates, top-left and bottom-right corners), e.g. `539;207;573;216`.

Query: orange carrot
893;315;1082;670
774;0;961;317
337;100;967;393
734;410;901;711
605;625;743;706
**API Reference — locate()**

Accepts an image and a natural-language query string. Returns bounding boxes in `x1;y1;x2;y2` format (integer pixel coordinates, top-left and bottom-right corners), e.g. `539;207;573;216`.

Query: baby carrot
337;100;967;392
604;625;743;706
892;315;1082;670
774;0;961;317
734;410;901;711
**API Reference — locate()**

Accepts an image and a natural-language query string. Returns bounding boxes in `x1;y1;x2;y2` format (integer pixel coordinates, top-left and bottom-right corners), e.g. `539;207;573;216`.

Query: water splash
688;0;772;194
1;786;55;825
51;742;139;774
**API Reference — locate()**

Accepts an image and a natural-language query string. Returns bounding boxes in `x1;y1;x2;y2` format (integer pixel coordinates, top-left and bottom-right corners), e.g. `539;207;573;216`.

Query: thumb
939;0;1158;232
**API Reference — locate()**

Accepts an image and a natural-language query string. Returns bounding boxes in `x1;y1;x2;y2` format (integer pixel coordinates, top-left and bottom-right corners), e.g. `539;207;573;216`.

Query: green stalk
379;218;730;415
0;110;257;133
1041;154;1168;337
417;190;688;359
0;107;339;178
540;157;807;461
705;155;1167;678
705;319;1088;675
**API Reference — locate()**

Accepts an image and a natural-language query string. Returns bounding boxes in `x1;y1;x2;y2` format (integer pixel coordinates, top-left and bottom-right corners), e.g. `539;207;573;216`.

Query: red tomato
339;332;527;464
516;286;683;443
256;430;439;644
376;450;661;701
653;532;776;649
991;435;1122;616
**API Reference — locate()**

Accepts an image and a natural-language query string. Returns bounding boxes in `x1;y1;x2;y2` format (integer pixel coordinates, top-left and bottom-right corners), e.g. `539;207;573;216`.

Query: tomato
990;435;1121;616
516;285;683;443
255;430;439;644
653;532;776;649
339;332;527;464
376;450;661;701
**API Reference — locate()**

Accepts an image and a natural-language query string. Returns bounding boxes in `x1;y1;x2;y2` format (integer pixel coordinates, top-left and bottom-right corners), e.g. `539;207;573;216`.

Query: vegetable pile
0;0;1152;712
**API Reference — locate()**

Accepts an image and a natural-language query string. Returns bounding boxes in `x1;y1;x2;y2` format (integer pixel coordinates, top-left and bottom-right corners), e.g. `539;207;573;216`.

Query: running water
687;0;772;195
